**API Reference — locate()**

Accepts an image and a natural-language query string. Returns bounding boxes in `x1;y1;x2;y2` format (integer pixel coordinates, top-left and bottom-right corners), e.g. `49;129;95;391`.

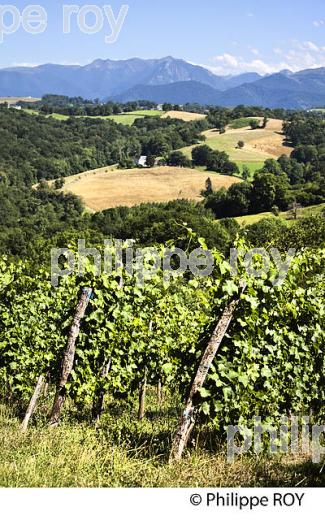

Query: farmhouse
137;155;147;167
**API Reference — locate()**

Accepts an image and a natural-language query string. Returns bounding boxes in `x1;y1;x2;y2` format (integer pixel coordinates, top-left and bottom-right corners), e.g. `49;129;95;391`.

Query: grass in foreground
0;395;324;488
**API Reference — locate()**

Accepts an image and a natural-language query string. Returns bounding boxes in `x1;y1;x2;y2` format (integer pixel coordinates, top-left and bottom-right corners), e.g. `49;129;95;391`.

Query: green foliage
0;242;324;437
242;165;250;181
192;145;212;166
145;154;156;168
203;119;325;219
90;199;236;252
23;95;158;117
0;184;85;258
230;118;260;129
166;151;192;168
250;120;260;130
0;106;203;185
54;178;65;190
191;144;239;174
201;247;325;430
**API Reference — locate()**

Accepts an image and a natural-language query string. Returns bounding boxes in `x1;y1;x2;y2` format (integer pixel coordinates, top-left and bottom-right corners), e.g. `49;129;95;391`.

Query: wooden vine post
92;356;112;423
157;379;163;406
138;367;148;421
48;286;93;427
169;284;246;462
137;321;152;421
21;374;45;432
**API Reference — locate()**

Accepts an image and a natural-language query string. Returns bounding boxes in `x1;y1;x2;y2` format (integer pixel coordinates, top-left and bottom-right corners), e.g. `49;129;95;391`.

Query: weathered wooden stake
157;379;163;406
43;380;49;397
21;374;45;432
92;356;112;423
48;287;93;427
138;367;148;421
169;285;246;462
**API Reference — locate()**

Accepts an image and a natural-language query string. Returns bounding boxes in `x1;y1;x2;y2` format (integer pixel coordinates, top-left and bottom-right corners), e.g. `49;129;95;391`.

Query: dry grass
1;403;323;488
181;118;292;163
162;110;207;122
0;97;40;105
234;202;325;227
61;166;240;211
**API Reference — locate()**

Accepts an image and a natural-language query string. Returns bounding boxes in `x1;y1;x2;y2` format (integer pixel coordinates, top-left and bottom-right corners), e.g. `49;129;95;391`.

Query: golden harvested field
62;166;240;211
181;118;292;163
162;110;207;121
0;97;40;105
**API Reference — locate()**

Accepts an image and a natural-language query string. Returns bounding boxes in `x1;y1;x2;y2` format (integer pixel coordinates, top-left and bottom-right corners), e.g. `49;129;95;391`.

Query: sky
1;0;325;75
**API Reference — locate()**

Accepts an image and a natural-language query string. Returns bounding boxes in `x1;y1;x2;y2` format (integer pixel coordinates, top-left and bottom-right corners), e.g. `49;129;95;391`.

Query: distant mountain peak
1;57;325;109
279;69;294;76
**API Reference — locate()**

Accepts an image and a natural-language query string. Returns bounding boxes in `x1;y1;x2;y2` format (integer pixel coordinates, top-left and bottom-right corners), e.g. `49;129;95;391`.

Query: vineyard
0;238;324;478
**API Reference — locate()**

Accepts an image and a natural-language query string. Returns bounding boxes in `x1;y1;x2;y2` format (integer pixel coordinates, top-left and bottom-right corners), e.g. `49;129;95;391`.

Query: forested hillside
0;106;206;185
0;105;324;260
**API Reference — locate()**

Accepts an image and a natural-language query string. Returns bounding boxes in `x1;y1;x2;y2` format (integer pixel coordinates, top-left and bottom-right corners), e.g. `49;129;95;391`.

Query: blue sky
1;0;325;74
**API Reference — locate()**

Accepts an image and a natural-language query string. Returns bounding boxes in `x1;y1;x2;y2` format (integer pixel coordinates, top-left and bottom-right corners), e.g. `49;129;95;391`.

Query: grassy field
229;117;260;129
23;109;162;125
23;109;69;120
234;203;325;226
180;118;292;174
61;166;240;211
236;160;265;176
1;398;323;488
105;110;162;125
22;108;207;124
162;110;207;122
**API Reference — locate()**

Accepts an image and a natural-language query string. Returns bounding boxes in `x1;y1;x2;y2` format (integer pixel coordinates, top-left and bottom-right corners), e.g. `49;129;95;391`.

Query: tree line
201;114;325;217
0;105;323;264
0;106;206;185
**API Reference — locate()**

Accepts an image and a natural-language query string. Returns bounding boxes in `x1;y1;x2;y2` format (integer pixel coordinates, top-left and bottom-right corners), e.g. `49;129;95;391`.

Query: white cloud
9;61;82;68
205;40;325;75
304;41;319;51
10;62;41;68
208;55;277;75
313;20;324;27
213;53;239;68
249;47;260;56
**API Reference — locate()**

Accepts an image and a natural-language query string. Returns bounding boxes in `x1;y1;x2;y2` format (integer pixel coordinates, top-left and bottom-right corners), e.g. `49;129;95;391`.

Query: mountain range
2;56;325;109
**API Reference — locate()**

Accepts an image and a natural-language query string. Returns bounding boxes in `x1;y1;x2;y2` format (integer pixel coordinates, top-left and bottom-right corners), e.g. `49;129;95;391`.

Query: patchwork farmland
180;118;292;173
